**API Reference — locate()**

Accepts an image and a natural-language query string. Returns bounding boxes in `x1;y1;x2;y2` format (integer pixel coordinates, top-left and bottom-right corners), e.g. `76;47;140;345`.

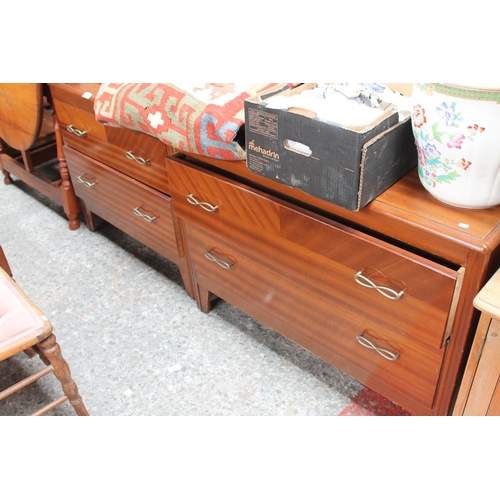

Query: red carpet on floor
339;387;413;416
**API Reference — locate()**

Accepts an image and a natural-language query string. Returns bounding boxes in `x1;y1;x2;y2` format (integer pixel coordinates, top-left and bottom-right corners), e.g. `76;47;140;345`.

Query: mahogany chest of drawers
166;152;500;415
49;83;500;415
49;83;194;298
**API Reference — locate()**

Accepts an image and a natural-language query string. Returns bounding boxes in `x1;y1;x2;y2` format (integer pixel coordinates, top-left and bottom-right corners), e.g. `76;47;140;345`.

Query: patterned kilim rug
94;83;296;160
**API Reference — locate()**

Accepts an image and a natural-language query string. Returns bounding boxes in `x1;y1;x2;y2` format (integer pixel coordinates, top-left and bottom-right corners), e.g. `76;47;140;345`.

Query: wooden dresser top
47;83;500;264
180;152;500;265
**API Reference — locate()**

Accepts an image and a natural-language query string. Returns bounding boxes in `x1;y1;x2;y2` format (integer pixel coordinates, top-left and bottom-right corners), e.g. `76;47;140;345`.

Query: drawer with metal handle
167;154;280;234
184;221;447;414
170;152;462;351
278;203;463;350
64;146;179;261
55;99;170;193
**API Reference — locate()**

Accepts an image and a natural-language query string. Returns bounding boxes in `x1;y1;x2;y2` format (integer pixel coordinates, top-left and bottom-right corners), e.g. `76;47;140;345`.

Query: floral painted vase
411;83;500;209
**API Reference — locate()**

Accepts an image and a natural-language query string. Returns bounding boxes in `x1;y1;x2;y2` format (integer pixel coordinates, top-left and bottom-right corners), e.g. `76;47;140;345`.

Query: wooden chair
0;246;89;416
0;83;80;230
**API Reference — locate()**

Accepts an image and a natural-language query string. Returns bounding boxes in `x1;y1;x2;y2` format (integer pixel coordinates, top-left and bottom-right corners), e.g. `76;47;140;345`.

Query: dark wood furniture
48;84;195;299
0;246;89;416
166;152;500;416
49;83;500;416
0;84;80;230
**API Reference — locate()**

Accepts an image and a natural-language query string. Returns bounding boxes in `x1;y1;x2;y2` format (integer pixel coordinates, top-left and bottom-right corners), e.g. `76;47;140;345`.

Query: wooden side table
453;268;500;415
0;83;81;230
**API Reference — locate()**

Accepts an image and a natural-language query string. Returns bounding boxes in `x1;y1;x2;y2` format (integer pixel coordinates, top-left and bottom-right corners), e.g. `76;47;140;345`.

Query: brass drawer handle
356;333;400;362
125;151;151;166
186;194;218;213
204;251;233;269
354;270;405;300
133;206;157;223
66;124;88;137
76;174;97;188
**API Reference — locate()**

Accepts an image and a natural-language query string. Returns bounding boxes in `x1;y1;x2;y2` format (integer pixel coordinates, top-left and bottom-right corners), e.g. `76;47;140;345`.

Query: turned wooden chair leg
23;347;38;358
36;333;89;416
31;344;50;366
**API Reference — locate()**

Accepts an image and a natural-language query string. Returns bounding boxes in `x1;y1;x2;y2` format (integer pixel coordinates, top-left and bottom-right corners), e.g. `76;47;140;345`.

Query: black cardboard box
244;84;417;211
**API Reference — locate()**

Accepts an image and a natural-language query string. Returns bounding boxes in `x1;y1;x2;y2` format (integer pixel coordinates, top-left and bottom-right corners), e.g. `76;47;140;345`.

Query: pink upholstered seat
0;257;88;416
0;269;52;361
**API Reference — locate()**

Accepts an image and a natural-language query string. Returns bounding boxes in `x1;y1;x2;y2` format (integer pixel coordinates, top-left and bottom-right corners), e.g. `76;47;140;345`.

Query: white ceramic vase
411;83;500;209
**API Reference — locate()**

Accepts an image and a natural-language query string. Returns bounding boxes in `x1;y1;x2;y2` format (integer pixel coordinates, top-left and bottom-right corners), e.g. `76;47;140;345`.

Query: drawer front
169;155;460;349
54;99;170;193
167;155;280;234
185;222;448;412
277;205;461;350
64;146;178;261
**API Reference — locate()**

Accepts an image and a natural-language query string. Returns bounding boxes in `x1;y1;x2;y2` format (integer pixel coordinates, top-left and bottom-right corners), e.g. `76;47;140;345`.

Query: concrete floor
0;169;410;416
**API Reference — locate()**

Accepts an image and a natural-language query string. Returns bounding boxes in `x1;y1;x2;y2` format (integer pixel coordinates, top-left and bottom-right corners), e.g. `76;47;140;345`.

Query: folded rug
94;83;295;161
